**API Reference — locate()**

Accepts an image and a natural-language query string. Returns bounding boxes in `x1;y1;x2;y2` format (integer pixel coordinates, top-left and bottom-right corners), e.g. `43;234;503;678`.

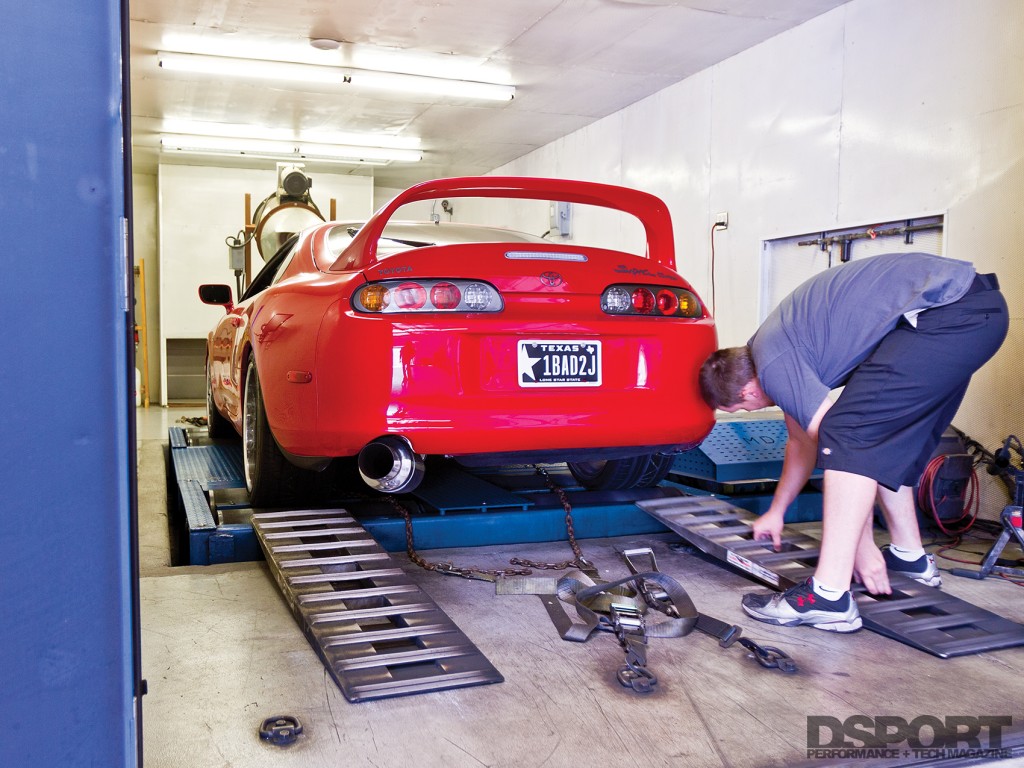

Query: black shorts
816;274;1008;490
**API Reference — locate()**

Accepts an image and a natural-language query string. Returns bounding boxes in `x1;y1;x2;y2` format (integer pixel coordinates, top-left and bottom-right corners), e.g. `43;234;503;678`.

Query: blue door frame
0;2;138;766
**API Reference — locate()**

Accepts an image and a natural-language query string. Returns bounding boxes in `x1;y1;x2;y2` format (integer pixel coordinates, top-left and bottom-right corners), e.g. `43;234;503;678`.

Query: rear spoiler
329;176;676;272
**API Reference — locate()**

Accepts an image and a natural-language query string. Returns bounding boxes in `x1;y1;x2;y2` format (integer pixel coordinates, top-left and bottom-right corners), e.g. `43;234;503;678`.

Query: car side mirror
199;284;233;310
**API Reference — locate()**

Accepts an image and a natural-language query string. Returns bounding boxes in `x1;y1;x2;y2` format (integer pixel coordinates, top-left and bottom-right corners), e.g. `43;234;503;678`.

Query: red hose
916;455;979;536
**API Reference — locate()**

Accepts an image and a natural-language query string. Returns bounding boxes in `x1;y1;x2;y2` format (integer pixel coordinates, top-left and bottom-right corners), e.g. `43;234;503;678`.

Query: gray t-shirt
749;252;976;431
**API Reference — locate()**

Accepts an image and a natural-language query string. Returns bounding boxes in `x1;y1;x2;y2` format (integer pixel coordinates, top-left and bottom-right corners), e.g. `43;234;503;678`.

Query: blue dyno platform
667;419;823;524
167;428;261;565
169;420;824;565
670;418;822;484
167;427;672;565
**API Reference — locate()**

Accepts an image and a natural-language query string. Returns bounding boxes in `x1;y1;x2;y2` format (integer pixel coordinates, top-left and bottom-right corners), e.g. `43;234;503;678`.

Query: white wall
373;186;404;212
484;0;1024;509
373;185;447;221
132;172;159;403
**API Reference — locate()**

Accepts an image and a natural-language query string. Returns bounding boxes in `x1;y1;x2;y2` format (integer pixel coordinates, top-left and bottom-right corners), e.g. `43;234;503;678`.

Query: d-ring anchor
259;715;303;746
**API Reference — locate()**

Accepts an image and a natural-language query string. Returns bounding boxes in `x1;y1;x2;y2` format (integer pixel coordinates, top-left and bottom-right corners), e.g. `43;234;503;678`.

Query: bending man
699;252;1007;632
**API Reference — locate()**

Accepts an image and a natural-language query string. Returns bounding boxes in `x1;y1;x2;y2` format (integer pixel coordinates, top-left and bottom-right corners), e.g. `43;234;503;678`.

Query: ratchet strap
498;569;698;692
621;547;797;674
497;569;698;642
497;548;797;690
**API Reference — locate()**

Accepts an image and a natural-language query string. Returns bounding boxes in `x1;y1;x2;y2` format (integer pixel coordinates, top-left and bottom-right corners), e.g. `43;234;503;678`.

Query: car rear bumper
273;311;717;459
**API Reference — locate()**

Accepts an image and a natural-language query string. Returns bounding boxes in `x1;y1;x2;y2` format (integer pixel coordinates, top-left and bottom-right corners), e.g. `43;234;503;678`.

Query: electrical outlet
550;201;572;238
715;211;729;229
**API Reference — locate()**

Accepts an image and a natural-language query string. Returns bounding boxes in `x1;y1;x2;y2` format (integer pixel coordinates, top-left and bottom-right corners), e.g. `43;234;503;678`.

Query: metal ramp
250;508;503;702
637;496;1024;658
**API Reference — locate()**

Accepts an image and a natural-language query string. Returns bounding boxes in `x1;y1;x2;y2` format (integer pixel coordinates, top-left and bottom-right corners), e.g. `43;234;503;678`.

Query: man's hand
752;508;785;551
853;540;891;595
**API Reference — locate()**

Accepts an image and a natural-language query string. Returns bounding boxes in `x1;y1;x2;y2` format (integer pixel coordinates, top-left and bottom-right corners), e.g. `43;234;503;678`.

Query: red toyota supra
200;176;716;505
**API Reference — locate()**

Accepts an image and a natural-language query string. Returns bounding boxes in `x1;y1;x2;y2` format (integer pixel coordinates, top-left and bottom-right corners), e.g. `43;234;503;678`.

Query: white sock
888;544;925;562
811;577;847;600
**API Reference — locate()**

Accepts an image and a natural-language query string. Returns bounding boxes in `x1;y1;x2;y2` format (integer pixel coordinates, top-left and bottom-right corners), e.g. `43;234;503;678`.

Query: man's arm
752;400;832;549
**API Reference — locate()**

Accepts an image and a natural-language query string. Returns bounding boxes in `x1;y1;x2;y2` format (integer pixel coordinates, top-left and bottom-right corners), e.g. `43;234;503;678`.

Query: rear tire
568;454;674;491
206;361;235;440
242;357;304;506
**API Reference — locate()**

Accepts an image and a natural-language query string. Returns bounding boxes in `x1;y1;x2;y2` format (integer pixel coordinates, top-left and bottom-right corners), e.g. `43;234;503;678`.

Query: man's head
698;346;773;412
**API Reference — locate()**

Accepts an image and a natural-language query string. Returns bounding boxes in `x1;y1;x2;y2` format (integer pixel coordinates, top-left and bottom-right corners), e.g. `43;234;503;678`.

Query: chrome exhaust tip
357;436;425;494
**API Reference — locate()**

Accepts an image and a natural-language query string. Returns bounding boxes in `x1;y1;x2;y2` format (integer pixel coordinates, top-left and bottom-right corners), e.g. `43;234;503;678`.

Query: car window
322;221;547;267
241;235;299;301
269;249;297;287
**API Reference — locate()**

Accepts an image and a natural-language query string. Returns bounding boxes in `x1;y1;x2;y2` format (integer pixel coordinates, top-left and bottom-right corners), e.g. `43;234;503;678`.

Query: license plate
517;340;601;387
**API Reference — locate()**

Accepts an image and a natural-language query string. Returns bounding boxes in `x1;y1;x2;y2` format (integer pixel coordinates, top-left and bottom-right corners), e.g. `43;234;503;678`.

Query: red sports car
200;176;716;506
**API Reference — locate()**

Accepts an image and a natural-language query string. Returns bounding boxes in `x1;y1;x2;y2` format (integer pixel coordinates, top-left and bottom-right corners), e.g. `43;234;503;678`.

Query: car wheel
567;454;674;491
242;357;303;506
206;361;235;440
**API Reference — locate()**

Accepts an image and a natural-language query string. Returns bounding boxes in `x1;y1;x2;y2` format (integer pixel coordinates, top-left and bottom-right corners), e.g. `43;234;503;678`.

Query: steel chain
389;465;593;579
387;496;533;581
509;466;595;573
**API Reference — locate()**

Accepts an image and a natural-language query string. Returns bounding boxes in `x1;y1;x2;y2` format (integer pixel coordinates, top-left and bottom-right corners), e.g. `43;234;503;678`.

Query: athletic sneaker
882;546;942;588
741;579;862;633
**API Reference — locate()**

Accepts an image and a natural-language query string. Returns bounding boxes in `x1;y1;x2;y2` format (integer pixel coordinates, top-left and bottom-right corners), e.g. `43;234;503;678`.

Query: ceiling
129;0;852;190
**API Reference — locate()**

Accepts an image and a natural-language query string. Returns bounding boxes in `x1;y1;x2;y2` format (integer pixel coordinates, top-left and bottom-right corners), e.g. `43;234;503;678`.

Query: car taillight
394;282;427;310
360;284;390;312
656;289;678;315
601;286;631;313
631;287;655;313
463;283;493;311
354;279;503;314
430;282;461;310
601;283;704;318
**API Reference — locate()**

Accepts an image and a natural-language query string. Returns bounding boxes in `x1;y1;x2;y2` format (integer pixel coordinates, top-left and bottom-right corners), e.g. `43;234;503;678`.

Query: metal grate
251;508;503;701
171;443;245;490
637;496;1024;658
169;426;189;449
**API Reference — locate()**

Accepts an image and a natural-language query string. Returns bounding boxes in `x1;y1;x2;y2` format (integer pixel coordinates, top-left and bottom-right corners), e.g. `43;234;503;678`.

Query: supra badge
539;271;563;287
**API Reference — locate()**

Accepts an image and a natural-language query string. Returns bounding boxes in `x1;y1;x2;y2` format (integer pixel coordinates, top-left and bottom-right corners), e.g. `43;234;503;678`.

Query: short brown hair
699;346;757;409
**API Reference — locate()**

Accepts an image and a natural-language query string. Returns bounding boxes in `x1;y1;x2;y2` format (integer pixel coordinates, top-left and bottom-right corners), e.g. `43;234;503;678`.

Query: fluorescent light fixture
157;51;515;102
160;33;511;86
159;135;422;165
160;119;422;150
159;51;336;83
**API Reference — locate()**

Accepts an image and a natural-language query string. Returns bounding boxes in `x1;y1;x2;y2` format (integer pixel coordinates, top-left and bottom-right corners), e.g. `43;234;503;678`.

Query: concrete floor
137;406;1024;768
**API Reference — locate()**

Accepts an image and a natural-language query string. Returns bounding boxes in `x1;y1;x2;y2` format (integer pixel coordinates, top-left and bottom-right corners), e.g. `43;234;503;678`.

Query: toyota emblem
539;271;563;287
